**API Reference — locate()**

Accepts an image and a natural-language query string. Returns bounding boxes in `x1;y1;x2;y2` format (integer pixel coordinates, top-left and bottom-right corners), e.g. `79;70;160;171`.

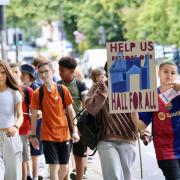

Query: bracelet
13;125;19;130
29;135;37;138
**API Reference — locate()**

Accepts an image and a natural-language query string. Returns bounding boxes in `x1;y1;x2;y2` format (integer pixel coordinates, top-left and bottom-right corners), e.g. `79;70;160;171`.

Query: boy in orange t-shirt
30;61;79;180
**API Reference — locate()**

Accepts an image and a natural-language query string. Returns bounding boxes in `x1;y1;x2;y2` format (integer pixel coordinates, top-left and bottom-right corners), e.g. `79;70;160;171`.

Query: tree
122;0;180;46
77;0;124;48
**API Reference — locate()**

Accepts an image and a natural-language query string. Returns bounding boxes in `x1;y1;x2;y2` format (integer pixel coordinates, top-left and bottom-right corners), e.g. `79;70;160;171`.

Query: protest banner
106;40;158;113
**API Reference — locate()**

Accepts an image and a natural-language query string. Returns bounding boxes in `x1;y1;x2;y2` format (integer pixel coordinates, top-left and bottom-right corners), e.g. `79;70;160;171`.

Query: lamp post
0;0;9;60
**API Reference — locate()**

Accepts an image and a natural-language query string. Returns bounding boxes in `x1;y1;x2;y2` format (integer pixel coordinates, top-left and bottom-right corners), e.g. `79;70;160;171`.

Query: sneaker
27;176;32;180
70;171;76;180
38;176;43;180
70;169;88;180
83;168;88;179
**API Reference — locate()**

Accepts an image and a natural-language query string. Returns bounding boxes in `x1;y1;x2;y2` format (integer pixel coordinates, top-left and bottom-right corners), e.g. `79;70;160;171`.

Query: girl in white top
0;60;23;180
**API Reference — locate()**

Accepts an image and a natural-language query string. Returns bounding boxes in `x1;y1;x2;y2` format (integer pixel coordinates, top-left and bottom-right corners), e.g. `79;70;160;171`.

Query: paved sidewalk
85;153;103;180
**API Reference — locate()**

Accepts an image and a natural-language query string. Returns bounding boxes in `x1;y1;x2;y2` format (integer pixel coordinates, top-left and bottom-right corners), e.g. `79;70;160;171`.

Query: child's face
21;72;31;84
158;64;177;85
0;65;7;87
59;66;74;81
38;65;54;83
11;66;21;82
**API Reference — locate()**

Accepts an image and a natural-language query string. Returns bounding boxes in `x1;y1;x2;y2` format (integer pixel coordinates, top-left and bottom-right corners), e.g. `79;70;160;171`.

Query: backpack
39;83;73;134
75;108;102;156
58;79;85;100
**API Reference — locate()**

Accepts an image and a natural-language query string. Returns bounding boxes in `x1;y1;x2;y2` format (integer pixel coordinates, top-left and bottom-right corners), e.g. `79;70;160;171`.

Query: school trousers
97;140;136;180
0;131;23;180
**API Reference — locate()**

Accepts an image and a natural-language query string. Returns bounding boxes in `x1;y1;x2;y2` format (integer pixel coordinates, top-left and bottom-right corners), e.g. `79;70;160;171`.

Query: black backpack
76;108;102;156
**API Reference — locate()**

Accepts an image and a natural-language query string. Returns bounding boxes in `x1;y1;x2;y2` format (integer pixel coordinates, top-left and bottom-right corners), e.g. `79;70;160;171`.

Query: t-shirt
31;83;73;142
0;88;22;128
61;78;88;114
139;88;180;160
19;85;33;135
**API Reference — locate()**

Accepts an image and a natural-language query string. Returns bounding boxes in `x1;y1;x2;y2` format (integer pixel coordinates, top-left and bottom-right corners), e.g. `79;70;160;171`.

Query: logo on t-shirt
158;112;166;121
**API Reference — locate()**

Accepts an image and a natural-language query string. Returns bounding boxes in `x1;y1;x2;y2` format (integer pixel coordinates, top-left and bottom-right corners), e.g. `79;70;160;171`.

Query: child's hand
131;112;139;124
97;75;107;84
6;126;18;137
29;136;39;150
168;82;180;91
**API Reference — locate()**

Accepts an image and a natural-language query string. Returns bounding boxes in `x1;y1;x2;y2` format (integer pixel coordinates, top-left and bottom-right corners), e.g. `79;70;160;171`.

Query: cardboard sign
106;40;158;113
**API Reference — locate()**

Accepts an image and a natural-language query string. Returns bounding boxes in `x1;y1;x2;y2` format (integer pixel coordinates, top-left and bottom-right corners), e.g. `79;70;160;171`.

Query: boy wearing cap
21;64;44;180
21;64;39;90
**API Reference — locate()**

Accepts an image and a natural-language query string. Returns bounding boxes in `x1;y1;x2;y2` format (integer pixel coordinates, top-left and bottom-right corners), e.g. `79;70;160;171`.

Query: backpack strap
39;85;44;110
58;78;85;100
57;84;65;107
75;79;84;99
57;80;63;84
22;85;30;107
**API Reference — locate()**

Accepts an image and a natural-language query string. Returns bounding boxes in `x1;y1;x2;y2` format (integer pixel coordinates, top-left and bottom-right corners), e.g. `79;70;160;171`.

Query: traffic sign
0;0;10;5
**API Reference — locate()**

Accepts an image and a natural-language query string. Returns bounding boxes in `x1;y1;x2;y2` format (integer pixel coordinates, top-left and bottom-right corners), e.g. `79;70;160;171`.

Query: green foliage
76;0;124;49
5;0;180;51
122;0;180;46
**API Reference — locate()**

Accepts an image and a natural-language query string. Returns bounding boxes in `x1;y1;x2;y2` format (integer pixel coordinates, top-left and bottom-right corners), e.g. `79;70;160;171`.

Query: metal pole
13;15;19;62
0;5;7;60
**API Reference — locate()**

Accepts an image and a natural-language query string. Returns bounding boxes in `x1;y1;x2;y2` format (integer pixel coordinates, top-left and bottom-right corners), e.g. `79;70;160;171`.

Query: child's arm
131;112;148;130
131;112;152;145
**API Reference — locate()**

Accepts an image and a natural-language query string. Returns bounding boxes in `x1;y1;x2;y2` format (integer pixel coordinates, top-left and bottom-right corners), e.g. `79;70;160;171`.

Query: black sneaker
70;171;76;180
27;176;32;180
38;176;43;180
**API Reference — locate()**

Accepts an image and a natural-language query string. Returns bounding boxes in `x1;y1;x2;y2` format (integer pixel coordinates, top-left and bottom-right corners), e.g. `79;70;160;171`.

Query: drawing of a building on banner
110;52;150;93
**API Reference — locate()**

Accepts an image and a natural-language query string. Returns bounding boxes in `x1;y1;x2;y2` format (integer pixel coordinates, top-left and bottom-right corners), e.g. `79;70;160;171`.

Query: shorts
73;140;87;157
30;118;43;156
43;140;72;164
20;135;31;162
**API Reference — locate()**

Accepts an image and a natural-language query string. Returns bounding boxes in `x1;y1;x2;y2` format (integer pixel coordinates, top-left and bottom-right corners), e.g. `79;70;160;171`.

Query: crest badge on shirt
158;112;166;121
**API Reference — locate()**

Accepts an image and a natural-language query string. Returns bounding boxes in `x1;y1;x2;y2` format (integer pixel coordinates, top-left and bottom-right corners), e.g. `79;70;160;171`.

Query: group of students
0;56;90;180
0;54;180;180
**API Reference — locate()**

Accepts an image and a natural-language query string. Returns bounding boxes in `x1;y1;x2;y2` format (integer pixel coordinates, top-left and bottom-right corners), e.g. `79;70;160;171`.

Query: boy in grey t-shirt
58;56;88;180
